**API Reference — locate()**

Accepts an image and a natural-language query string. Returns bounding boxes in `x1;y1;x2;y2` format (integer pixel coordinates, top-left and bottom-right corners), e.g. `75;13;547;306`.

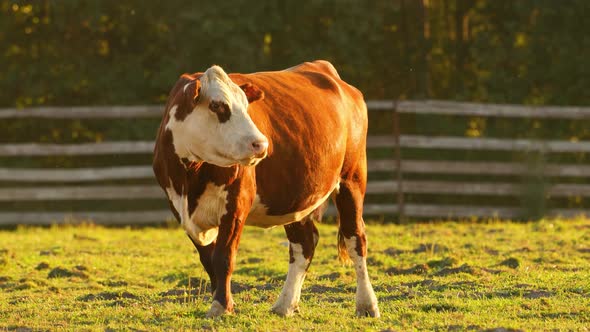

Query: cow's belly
169;178;339;245
246;181;339;228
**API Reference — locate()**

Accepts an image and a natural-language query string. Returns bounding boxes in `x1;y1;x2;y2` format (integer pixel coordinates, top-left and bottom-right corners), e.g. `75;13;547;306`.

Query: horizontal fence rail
2;135;590;157
0;105;162;119
367;100;590;119
1;101;588;224
2;181;589;202
367;181;590;197
4;100;590;119
0;185;162;201
368;160;590;177
3;160;589;183
0;211;172;225
2;204;585;225
330;205;588;219
368;135;590;153
0;166;154;182
0;142;154;156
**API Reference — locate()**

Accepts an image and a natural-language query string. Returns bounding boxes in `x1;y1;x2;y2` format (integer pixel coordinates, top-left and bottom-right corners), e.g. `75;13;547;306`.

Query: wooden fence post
393;102;406;222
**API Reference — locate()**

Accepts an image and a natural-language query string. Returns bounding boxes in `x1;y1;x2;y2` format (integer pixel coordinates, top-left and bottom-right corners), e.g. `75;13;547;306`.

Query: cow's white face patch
166;66;268;167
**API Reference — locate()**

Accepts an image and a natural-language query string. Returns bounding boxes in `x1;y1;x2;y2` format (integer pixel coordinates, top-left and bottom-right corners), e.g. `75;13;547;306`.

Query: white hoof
206;300;231;318
271;302;300;317
356;301;380;318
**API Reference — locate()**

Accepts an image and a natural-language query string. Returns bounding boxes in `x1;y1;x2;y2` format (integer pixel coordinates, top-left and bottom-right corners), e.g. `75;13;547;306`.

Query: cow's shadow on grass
158;276;282;304
77;291;139;307
234;266;284;280
377;277;557;302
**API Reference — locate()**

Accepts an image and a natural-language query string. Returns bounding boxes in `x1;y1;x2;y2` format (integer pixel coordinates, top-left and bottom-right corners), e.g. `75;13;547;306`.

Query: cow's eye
209;101;226;113
209;101;231;122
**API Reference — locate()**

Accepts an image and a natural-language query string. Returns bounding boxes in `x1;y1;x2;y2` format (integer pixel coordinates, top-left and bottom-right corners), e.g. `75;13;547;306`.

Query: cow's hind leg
272;218;319;316
335;177;380;318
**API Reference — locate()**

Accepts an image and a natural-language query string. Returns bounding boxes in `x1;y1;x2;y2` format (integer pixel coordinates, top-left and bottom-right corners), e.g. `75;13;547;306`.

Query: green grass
1;217;589;331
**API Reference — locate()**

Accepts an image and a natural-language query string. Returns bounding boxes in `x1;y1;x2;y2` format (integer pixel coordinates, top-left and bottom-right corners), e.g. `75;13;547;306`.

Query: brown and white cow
152;60;380;318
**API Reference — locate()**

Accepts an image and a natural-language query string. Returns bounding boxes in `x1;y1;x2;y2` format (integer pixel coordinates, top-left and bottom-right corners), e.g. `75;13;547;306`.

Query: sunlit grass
0;217;589;330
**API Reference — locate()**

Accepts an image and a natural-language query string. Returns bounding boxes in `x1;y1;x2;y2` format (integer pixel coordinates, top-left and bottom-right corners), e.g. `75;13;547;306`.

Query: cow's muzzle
250;139;269;159
239;136;268;166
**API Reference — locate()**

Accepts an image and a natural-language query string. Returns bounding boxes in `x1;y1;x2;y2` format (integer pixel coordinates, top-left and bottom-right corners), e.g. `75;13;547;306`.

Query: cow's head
166;65;268;167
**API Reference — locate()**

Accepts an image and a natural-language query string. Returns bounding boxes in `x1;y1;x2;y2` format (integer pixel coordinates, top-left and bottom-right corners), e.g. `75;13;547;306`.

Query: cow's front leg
205;214;245;317
205;175;253;318
272;218;319;316
188;237;217;293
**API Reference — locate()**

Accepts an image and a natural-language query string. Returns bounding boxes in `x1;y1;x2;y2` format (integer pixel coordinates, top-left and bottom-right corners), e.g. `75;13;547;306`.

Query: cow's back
229;61;368;221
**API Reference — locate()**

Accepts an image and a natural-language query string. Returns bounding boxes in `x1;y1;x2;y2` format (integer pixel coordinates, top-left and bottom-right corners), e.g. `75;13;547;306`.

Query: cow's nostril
251;140;269;156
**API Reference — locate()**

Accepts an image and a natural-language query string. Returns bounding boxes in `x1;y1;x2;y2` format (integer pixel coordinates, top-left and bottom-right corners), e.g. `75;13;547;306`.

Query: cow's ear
193;79;202;103
240;83;264;103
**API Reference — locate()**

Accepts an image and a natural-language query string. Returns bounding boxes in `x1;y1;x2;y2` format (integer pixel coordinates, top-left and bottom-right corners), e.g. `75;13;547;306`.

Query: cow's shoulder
286;60;340;78
276;60;341;93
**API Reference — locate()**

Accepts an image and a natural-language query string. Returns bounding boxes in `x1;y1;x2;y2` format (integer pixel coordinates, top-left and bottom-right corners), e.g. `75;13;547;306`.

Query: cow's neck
185;161;244;187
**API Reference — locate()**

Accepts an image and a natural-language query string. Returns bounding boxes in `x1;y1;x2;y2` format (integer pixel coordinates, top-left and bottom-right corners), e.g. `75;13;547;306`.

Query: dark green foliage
1;1;589;107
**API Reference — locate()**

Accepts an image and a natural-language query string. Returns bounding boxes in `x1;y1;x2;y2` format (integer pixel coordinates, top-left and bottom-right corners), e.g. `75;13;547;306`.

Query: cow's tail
333;193;352;265
308;199;350;263
337;229;352;265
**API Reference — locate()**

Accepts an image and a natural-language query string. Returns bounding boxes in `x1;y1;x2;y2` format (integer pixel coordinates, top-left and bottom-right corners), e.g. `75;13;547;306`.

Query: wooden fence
1;100;589;225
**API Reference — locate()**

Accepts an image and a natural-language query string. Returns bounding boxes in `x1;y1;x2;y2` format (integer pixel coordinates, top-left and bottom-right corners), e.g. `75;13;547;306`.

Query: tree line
1;0;589;108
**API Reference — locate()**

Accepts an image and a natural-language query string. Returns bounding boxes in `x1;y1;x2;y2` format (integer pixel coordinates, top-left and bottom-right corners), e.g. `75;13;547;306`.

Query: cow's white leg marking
272;243;308;316
344;236;380;318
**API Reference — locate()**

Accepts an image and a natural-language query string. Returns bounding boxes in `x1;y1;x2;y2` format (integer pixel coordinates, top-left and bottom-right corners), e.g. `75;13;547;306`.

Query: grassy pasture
0;217;589;331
